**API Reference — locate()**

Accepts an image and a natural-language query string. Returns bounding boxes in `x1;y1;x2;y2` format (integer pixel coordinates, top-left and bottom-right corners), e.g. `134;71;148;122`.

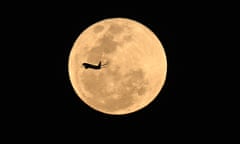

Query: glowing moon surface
68;18;167;115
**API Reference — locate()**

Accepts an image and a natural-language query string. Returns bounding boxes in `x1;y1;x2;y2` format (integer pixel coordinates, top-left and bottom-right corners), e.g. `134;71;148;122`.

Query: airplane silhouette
82;61;107;70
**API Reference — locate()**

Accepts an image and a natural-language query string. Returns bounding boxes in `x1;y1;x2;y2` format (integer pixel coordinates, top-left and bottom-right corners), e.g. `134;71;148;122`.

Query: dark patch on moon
86;34;119;63
98;34;119;54
123;35;133;42
86;23;132;64
138;86;147;96
86;46;103;64
93;25;104;33
108;23;124;34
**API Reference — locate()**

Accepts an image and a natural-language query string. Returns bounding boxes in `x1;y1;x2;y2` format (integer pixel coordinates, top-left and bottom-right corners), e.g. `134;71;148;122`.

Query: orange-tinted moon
68;18;167;115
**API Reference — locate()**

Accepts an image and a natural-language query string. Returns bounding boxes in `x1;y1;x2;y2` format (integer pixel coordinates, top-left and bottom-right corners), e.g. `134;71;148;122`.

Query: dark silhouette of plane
82;61;107;70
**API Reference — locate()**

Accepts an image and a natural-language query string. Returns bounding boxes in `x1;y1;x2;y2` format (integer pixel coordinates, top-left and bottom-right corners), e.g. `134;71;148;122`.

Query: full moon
68;18;167;115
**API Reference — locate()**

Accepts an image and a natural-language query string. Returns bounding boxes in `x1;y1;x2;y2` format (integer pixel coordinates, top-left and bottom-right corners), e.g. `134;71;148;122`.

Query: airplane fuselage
82;62;102;70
